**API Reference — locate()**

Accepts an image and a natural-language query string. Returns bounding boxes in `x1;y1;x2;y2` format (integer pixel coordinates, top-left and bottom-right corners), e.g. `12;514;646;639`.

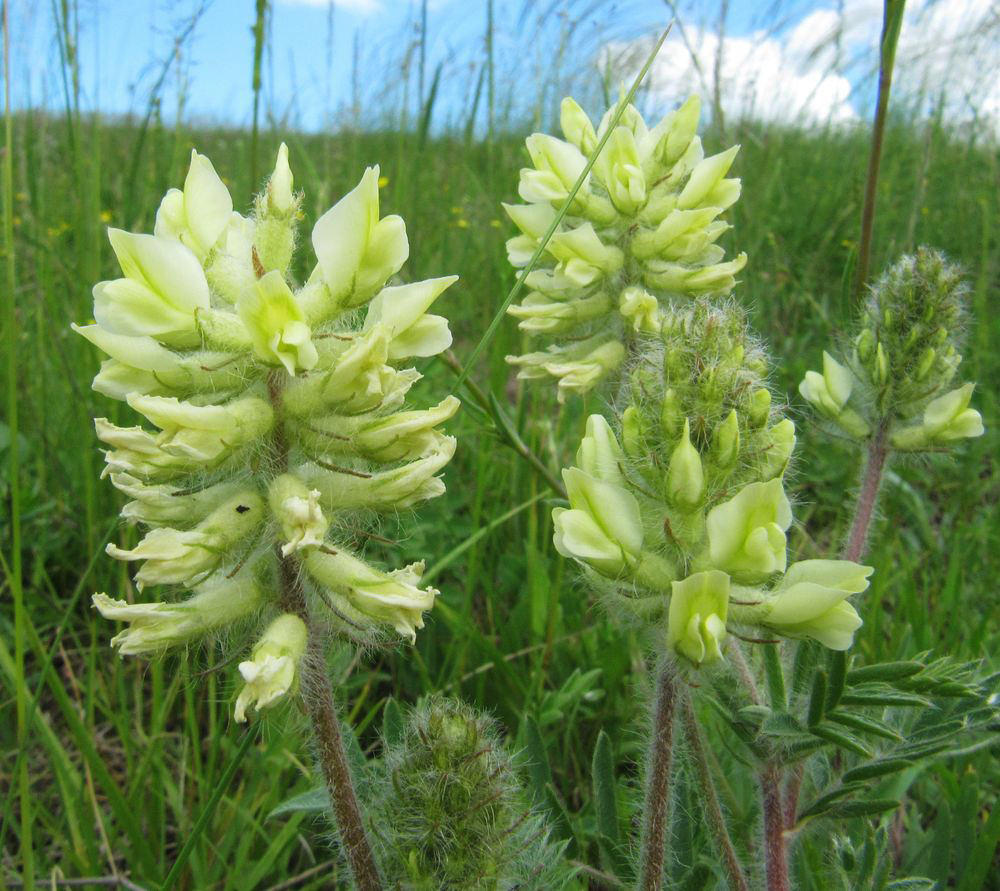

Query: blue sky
8;0;998;133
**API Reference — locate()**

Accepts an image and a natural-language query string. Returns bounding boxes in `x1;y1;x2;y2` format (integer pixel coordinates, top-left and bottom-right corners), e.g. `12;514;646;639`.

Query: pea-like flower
705;479;792;582
234;614;308;722
798;351;871;438
891;383;984;449
760;560;872;650
667;570;730;666
553;417;645;578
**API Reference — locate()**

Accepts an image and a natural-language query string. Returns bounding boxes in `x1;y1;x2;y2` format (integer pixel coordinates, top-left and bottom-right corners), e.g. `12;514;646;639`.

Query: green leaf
955;802;1000;891
798;782;867;820
831;798;900;819
763;643;787;709
826;650;848;711
808;669;828;726
267;786;328;820
847;662;924;685
591;730;619;844
382;696;405;746
842;758;915;782
841;689;933;709
884;880;936;891
811;723;873;757
828;710;902;742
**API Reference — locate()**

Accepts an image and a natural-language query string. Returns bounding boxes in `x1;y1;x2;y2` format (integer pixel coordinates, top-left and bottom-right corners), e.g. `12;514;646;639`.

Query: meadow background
1;0;998;888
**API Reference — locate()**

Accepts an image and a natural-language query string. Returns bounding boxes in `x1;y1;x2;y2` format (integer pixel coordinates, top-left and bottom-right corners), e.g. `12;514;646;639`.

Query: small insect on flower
77;145;460;721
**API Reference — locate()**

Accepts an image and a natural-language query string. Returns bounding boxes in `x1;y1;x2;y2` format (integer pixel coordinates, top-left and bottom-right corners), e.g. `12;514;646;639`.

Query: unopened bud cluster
553;300;872;666
78;146;459;721
371;697;573;890
505;95;746;400
800;248;983;450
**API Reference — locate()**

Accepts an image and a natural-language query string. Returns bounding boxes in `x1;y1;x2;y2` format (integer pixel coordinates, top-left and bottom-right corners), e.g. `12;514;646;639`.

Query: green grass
1;97;998;888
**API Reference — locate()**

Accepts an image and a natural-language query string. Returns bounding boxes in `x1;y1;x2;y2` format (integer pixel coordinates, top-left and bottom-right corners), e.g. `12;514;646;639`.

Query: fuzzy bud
667;419;704;508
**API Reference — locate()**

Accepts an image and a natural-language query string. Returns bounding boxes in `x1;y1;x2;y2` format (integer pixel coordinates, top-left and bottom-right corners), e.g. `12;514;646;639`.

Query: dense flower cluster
799;248;983;449
78;146;458;719
552;301;872;665
504;95;746;400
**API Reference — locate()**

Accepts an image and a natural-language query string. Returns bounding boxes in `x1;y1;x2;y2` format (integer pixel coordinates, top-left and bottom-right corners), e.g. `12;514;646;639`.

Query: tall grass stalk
2;1;31;887
853;0;906;300
250;0;268;191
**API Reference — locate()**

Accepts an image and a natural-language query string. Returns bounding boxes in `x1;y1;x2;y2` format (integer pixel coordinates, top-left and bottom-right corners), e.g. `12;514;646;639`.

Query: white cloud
608;0;1000;131
643;27;856;125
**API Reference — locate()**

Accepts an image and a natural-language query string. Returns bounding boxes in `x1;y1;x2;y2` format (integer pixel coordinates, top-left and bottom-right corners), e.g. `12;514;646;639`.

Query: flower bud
560;96;597;154
660;387;681;437
712;409;740;470
576;414;627;482
705;479;791;582
266;142;296;216
875;342;889;386
762;560;871;650
652;95;701;166
234;613;308;722
855;327;874;362
915;347;936;381
748;387;771;428
760;419;796;480
667;419;704;508
622;406;644;457
667;570;729;665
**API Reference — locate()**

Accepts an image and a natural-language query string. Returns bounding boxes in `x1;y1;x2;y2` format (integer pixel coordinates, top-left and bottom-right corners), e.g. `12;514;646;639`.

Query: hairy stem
270;374;382;891
844;423;890;562
638;661;678;891
681;696;749;891
761;762;791;891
